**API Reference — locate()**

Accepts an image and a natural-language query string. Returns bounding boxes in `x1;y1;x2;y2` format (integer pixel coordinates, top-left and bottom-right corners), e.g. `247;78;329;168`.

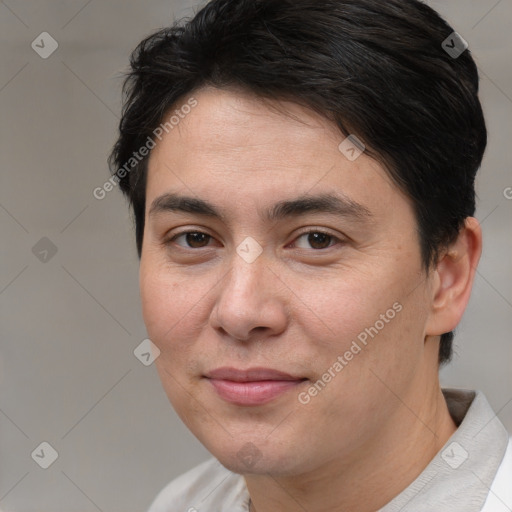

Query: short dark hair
108;0;487;366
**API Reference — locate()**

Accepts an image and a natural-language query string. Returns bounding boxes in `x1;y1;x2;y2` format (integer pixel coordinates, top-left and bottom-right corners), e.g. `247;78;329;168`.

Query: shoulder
146;457;250;512
481;436;512;512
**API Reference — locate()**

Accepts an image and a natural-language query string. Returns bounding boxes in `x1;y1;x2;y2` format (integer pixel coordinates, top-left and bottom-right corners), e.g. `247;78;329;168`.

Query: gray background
0;0;511;510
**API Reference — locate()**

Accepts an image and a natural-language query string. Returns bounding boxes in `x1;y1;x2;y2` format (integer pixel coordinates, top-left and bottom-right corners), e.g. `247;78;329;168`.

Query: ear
425;217;482;336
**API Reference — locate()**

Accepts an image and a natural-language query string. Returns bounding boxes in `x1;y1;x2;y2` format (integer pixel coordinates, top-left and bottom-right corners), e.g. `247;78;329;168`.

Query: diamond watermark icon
134;338;161;366
32;237;58;263
31;441;59;469
441;32;468;59
338;134;365;161
441;441;469;469
237;442;262;469
236;236;263;264
31;32;59;59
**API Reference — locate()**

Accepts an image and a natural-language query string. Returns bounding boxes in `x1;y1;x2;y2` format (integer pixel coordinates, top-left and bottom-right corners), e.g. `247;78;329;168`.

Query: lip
206;366;302;382
204;367;307;406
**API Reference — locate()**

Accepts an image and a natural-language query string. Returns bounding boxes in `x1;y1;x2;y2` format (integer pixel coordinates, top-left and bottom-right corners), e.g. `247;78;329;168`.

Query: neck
245;382;457;512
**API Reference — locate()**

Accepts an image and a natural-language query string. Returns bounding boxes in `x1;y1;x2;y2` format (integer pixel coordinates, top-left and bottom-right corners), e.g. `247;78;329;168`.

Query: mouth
204;367;308;406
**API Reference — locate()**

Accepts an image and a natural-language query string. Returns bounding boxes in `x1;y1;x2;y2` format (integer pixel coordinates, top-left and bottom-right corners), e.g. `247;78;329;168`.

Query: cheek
139;260;199;354
299;262;428;383
139;262;207;412
140;267;173;342
139;256;225;380
300;269;399;347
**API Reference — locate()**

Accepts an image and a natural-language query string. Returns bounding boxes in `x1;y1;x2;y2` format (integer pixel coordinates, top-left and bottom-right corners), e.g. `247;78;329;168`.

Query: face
139;86;435;477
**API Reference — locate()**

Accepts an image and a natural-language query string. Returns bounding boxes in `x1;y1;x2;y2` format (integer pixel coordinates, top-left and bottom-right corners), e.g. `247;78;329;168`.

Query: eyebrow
148;192;372;224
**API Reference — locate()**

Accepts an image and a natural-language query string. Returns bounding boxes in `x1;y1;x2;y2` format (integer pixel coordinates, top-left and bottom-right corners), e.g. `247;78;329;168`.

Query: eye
168;231;215;249
290;230;342;250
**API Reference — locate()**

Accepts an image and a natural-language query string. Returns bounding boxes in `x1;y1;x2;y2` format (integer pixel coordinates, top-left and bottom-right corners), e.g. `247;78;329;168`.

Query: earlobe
425;217;482;336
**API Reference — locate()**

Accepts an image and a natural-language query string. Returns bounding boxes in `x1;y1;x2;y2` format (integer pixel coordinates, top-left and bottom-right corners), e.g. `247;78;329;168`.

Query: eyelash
165;229;343;251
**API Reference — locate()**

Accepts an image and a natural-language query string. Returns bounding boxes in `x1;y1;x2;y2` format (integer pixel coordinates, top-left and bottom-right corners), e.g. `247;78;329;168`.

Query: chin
204;437;305;477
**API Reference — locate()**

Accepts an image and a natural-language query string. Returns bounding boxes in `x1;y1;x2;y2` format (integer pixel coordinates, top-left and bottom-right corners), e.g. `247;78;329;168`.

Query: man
108;0;511;510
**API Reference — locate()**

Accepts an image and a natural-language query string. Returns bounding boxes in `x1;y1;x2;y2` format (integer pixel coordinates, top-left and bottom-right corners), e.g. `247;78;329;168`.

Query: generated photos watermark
93;97;198;200
298;301;403;404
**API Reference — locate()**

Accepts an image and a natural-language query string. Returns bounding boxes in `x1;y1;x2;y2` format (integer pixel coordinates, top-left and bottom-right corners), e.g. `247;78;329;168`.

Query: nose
210;249;289;342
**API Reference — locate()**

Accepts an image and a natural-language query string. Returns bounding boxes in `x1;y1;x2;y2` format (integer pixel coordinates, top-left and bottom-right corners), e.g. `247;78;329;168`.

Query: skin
139;86;482;512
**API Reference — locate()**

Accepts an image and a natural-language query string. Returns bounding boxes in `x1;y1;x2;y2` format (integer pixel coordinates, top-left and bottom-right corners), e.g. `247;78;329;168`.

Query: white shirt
481;438;512;512
147;389;512;512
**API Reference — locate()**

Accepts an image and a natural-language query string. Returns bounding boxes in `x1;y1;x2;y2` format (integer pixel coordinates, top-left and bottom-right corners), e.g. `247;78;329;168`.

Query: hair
108;0;487;366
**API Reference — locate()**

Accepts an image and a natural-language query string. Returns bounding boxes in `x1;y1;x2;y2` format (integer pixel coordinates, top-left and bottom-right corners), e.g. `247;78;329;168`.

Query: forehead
145;86;408;222
150;87;341;169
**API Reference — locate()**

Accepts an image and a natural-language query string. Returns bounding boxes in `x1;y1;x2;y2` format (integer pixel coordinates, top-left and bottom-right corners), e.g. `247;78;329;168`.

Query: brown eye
292;230;341;250
170;231;212;249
